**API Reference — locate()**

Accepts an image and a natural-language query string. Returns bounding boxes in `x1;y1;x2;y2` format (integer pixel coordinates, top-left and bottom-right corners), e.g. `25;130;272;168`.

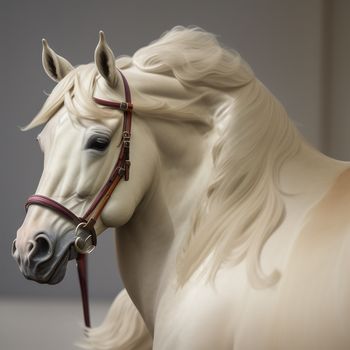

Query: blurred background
1;0;349;348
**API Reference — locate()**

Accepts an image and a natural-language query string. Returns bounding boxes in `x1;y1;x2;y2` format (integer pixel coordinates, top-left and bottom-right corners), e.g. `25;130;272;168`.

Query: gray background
1;0;350;342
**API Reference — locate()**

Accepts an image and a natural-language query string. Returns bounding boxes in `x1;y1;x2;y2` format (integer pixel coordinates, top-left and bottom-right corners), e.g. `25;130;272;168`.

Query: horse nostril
27;241;35;254
11;238;22;266
11;239;17;256
30;233;54;261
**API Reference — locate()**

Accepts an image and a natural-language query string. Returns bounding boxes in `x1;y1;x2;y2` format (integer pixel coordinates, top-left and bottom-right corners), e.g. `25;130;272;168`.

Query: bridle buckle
74;219;97;254
119;102;129;111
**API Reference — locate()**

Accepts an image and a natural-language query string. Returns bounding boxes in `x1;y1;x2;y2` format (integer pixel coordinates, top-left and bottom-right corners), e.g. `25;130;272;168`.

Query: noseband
24;70;133;327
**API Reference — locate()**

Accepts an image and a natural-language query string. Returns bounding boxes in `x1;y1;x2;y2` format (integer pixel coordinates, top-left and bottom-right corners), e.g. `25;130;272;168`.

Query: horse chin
45;250;70;285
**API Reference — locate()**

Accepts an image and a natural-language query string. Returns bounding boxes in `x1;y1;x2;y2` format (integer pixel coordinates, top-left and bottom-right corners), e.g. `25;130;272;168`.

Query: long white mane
26;26;301;288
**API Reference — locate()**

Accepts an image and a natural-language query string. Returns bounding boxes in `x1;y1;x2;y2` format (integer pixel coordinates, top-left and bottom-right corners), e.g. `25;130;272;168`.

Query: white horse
13;27;350;350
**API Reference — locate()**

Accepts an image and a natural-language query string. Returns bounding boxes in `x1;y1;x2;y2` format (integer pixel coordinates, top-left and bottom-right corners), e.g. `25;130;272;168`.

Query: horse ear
94;31;118;88
42;39;74;82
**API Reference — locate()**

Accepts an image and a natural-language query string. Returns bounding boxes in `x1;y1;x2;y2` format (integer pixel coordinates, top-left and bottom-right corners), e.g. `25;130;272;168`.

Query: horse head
12;32;159;284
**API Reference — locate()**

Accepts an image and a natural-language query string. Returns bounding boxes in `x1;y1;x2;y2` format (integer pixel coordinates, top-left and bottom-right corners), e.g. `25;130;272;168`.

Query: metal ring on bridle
74;222;96;254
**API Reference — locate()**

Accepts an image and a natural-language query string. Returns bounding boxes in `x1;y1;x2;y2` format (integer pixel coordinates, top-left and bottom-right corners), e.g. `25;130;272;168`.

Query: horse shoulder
266;167;350;349
153;257;248;350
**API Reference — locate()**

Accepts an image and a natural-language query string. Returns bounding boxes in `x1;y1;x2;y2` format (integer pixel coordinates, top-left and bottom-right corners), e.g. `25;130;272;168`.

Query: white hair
77;289;152;349
133;26;301;288
177;79;301;288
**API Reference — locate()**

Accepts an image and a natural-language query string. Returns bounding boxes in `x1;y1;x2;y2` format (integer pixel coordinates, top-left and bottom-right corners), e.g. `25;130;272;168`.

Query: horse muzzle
12;231;76;284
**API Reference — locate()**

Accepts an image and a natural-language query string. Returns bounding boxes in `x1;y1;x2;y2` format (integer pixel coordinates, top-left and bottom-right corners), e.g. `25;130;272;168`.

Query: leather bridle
25;70;133;328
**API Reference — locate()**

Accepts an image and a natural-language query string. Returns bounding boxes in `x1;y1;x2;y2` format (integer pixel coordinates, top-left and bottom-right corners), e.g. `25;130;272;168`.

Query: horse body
13;27;350;349
150;144;350;350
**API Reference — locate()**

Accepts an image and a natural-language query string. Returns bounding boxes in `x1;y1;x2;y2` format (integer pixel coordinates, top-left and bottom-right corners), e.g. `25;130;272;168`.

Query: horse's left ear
42;39;74;82
94;31;118;88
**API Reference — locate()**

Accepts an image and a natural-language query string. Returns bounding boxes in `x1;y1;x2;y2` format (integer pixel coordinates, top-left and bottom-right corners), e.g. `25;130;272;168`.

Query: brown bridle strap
25;194;83;226
25;69;133;328
77;254;91;327
82;73;133;221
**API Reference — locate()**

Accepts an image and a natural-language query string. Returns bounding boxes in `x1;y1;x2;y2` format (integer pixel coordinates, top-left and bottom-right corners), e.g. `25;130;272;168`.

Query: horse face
12;34;158;284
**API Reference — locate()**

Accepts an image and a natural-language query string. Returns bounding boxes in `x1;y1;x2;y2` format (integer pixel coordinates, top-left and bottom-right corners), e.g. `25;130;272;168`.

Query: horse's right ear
42;39;74;82
94;31;118;88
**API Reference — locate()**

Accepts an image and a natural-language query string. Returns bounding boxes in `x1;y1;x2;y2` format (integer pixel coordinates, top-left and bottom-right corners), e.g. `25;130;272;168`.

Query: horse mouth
25;243;75;285
46;249;71;284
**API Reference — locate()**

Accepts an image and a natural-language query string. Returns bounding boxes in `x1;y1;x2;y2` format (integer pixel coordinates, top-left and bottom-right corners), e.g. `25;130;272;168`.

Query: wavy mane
133;27;301;288
177;79;301;288
26;26;301;288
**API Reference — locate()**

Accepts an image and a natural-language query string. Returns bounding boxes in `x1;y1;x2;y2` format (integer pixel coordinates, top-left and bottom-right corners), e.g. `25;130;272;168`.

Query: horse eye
86;136;110;151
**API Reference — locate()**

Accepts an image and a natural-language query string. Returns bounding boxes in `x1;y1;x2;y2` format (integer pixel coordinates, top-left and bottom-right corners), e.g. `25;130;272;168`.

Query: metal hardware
122;131;130;140
118;131;130;147
74;221;96;254
75;235;95;254
117;167;125;177
119;102;129;111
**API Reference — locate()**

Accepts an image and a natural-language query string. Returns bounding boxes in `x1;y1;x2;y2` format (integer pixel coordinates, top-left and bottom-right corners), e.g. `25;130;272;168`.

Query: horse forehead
58;111;69;125
42;108;119;142
40;109;75;139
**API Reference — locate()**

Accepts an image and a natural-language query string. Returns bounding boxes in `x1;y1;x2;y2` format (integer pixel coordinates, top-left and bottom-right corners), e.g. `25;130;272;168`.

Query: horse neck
115;119;214;331
149;118;215;233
